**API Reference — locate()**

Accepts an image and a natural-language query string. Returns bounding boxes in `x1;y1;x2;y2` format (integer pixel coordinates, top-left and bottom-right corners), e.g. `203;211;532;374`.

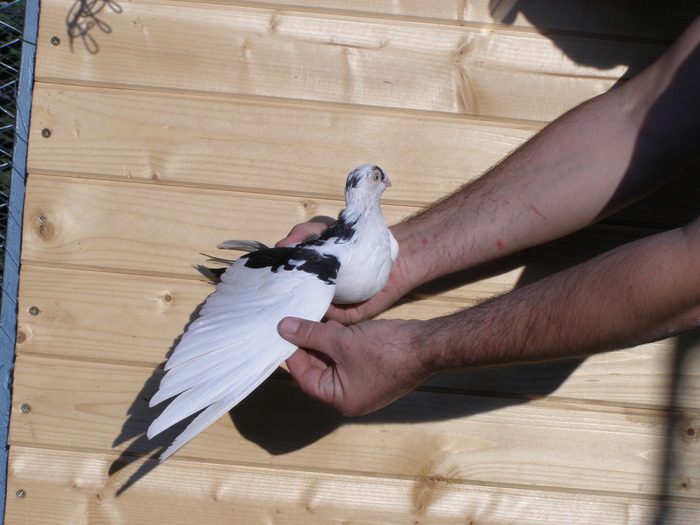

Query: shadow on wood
489;0;697;78
653;330;700;524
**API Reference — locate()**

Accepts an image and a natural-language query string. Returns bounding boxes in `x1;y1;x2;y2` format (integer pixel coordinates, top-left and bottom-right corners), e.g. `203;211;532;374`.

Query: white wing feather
148;256;335;461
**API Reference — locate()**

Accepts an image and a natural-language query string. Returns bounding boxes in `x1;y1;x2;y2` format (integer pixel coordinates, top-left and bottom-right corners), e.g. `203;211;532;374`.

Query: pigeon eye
373;172;380;181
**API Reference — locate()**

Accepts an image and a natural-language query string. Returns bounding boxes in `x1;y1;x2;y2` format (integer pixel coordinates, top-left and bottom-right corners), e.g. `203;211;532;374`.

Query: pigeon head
344;165;391;208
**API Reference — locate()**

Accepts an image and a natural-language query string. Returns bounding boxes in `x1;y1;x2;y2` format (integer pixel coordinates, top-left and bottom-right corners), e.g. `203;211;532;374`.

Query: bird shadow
108;293;213;495
107;223;344;493
228;241;585;456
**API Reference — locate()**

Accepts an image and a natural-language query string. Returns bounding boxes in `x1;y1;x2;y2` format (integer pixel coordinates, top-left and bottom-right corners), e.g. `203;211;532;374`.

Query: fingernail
279;317;300;335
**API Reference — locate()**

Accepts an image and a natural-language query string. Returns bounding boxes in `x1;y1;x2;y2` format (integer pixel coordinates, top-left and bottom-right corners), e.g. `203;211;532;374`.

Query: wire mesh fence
0;0;25;285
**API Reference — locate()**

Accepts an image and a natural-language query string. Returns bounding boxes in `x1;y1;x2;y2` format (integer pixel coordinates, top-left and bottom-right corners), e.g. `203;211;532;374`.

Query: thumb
278;317;342;353
274;222;329;248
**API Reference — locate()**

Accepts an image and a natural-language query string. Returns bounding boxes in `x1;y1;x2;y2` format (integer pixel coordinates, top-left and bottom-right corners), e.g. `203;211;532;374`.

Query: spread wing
148;247;339;461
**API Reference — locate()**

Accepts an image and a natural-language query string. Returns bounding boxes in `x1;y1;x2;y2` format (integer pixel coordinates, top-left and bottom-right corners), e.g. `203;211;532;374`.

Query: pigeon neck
342;194;381;225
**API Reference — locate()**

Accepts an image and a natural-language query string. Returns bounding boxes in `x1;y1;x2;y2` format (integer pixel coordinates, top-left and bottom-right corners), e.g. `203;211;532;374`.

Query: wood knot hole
36;214;57;242
16;329;28;344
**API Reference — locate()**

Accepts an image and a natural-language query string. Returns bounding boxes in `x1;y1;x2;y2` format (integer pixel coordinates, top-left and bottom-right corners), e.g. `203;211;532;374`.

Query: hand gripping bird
147;165;398;461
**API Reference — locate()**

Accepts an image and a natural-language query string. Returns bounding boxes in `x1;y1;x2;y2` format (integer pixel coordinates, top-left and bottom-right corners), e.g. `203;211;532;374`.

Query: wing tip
146;421;163;441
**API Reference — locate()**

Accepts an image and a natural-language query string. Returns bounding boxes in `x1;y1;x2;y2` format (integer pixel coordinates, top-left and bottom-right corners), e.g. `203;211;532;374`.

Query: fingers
280;317;422;416
278;317;343;354
275;222;329;247
326;288;399;325
280;317;344;405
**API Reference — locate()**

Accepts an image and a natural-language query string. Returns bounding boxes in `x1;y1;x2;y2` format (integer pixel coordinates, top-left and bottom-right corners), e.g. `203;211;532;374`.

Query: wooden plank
226;1;699;41
22;172;690;308
9;355;700;498
36;0;667;121
13;264;700;410
27;84;700;229
27;83;537;205
428;336;700;412
6;446;700;525
0;0;41;521
13;264;465;365
19;173;414;276
20;174;675;296
14;3;700;524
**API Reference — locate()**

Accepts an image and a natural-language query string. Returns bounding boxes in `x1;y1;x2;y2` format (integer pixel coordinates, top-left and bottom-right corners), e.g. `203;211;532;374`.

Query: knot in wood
16;328;29;345
37;217;57;242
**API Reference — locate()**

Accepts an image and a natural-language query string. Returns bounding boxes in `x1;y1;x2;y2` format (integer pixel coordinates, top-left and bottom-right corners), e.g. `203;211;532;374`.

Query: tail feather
217;240;269;252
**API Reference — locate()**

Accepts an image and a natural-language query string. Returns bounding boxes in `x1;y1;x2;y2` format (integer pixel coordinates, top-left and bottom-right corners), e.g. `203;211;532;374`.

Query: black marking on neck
299;211;357;247
242;247;340;285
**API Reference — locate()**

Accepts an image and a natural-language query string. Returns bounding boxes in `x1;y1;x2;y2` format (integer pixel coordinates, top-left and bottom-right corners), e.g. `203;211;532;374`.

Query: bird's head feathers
344;165;391;209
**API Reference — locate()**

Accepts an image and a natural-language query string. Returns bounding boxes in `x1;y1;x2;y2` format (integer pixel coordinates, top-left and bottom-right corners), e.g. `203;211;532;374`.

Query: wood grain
14;264;464;365
7;446;700;525
13;264;700;410
8;355;700;498
36;0;668;121
12;1;700;523
21;174;680;302
27;84;700;228
20;173;409;277
27;83;537;205
221;1;699;41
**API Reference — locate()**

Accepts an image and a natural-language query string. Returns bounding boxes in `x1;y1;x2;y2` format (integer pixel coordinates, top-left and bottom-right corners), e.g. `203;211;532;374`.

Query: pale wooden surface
6;0;700;523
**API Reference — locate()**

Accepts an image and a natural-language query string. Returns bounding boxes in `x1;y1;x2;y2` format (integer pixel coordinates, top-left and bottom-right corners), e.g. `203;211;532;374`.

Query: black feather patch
242;247;340;285
345;167;364;191
299;212;357;247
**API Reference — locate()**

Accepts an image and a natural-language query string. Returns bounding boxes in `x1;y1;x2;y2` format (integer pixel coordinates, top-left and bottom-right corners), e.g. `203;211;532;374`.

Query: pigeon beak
383;178;392;188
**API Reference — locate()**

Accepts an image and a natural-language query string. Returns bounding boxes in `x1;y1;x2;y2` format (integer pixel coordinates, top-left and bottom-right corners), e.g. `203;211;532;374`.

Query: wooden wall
5;0;700;522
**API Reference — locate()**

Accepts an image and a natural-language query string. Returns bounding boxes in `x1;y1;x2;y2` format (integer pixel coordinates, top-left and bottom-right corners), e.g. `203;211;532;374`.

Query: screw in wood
50;36;61;46
20;403;31;414
15;489;26;499
28;306;39;316
41;128;51;138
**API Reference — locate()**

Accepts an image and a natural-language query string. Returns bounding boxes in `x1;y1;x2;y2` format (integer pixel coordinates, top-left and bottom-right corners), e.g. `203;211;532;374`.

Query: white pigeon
147;165;398;461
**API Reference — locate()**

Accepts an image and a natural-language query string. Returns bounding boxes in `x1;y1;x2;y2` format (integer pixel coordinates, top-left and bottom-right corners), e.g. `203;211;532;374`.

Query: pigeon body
148;165;397;461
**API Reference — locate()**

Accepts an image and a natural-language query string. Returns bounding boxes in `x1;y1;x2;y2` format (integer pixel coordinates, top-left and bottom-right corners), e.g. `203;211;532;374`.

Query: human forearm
279;219;700;416
415;219;700;373
394;90;643;288
396;17;700;290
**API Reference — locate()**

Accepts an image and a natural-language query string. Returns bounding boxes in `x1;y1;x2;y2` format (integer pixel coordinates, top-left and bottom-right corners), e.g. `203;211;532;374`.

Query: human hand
278;317;431;416
274;221;332;248
276;222;417;324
